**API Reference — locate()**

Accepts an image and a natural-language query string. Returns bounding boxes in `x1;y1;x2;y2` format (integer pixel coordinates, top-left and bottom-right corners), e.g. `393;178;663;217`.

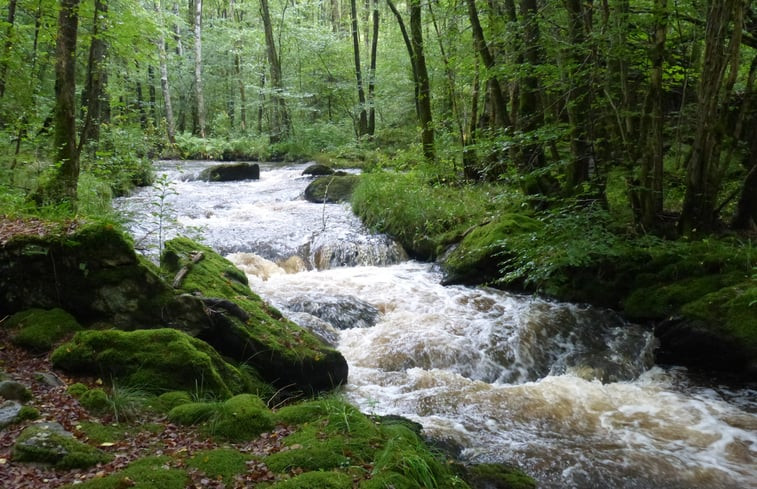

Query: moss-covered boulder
162;237;348;394
0;221;201;329
4;308;83;352
59;456;189;489
464;463;537;489
440;214;541;285
12;422;111;469
197;162;260;182
304;174;360;203
51;328;267;397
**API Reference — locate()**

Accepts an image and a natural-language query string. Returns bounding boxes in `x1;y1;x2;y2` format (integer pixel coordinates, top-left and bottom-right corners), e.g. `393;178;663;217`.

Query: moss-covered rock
304;174;360;204
197;162;260;182
79;387;110;413
51;328;267;397
270;471;353;489
59;456;189;489
12;422;112;469
66;382;89;398
5;308;83;352
440;214;541;285
167;401;219;426
152;390;193;413
161;237;348;394
0;380;32;402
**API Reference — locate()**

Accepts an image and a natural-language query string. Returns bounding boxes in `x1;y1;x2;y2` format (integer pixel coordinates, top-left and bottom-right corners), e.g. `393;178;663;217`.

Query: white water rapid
116;161;757;489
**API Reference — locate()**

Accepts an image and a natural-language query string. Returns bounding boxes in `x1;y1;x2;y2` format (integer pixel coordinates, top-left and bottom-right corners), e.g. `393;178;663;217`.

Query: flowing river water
116;160;756;489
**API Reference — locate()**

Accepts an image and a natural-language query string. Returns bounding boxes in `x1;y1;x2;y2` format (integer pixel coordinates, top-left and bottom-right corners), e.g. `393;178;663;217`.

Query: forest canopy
0;0;755;237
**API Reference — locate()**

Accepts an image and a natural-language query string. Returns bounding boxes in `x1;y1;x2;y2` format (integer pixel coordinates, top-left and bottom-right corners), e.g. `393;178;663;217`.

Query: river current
115;160;756;489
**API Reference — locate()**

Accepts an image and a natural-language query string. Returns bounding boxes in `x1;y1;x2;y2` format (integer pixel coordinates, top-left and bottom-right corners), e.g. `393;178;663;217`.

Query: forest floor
0;328;292;489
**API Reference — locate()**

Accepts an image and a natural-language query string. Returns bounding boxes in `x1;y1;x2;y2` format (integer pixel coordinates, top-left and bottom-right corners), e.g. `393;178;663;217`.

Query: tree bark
636;0;667;231
193;0;206;138
350;0;368;137
367;0;378;136
260;0;290;142
79;0;109;150
47;0;81;206
157;3;176;145
0;0;17;98
410;0;434;161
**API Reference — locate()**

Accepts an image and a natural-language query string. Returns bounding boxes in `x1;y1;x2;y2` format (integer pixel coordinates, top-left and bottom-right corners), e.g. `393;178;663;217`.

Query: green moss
167;401;219;425
269;471;353;489
12;423;112;469
59;456;189;489
265;443;350;472
17;405;40;421
623;274;741;320
76;421;130;444
467;463;537;489
187;448;252;484
67;382;89;398
80;388;110;413
51;328;265;397
441;214;541;285
681;279;757;348
6;308;83;352
359;472;417;489
168;394;275;441
152;391;193;413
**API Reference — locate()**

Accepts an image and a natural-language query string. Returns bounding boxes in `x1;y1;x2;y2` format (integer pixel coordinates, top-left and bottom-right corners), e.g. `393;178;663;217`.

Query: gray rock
13;421;111;468
284;295;380;330
0;400;22;429
35;371;65;388
0;380;32;402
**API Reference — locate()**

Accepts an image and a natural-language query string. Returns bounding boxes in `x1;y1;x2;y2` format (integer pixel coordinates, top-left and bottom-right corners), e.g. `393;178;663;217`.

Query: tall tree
349;0;368;136
0;0;17;99
260;0;290;142
45;0;81;206
679;0;745;235
193;0;206;138
79;0;110;150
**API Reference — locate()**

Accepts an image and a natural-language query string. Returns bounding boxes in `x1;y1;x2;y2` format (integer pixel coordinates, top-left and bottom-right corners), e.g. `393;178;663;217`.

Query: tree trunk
79;0;109;151
386;0;418;119
0;0;17;98
367;0;378;136
730;54;757;230
157;5;176;145
410;0;434;161
47;0;81;206
636;0;667;230
350;0;368;137
260;0;290;142
193;0;206;138
679;0;744;236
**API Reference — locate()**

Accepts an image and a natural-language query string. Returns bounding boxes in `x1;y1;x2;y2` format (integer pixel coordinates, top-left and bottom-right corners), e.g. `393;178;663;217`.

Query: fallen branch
172;251;204;288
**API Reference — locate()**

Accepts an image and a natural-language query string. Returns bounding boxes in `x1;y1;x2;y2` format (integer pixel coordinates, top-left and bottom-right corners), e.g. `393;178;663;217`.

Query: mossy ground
168;394;275;441
4;308;83;352
60;456;189;489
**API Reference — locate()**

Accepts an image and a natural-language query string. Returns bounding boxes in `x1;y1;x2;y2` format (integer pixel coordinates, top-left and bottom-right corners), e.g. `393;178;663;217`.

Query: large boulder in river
198;162;260;182
304;174;360;203
161;237;349;394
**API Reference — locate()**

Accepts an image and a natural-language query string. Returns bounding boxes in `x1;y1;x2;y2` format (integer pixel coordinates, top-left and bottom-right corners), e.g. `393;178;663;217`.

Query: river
115;160;757;489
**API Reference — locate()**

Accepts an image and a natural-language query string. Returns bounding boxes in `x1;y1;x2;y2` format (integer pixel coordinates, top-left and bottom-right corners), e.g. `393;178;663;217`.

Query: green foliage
6;308;83;352
352;170;500;259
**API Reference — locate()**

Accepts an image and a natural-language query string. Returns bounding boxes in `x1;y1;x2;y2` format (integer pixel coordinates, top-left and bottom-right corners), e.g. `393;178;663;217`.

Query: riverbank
350;169;757;379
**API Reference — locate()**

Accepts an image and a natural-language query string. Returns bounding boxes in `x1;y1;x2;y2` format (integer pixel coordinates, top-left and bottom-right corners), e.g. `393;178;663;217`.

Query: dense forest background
0;0;755;238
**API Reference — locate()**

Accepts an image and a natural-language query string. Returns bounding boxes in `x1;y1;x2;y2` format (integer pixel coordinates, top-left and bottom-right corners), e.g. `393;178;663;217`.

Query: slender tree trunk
0;0;17;98
679;0;744;235
350;0;368;137
636;0;667;230
193;0;206;138
79;0;109;151
47;0;81;206
235;52;247;131
386;0;418;118
367;0;378;135
410;0;434;160
260;0;290;142
730;54;757;230
563;0;599;196
156;2;176;144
